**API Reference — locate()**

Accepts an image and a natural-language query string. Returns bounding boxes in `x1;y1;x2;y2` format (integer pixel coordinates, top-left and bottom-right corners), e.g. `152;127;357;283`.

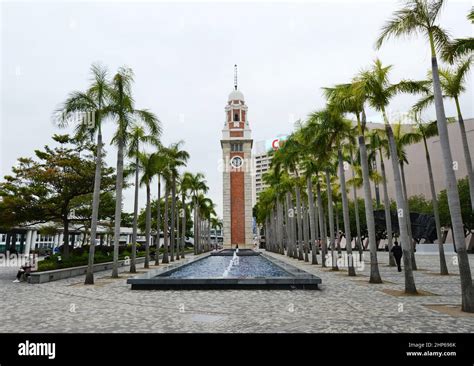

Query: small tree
0;135;115;258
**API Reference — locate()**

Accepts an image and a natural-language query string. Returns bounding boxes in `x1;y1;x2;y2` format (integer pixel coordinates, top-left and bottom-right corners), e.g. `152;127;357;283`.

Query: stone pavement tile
0;251;473;333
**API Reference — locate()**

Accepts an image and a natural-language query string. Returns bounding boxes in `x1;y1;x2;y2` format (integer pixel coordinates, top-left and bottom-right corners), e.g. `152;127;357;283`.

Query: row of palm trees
256;1;474;312
58;64;218;285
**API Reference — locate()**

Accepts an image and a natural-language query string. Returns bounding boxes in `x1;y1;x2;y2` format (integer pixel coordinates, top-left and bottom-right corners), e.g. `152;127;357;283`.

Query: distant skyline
1;0;472;217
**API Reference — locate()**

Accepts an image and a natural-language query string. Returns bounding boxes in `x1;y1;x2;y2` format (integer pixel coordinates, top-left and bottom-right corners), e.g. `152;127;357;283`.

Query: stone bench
415;243;456;255
28;257;146;284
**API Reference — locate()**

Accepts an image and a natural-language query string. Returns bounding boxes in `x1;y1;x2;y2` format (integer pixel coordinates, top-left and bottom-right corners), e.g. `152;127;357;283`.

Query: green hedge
37;251;146;272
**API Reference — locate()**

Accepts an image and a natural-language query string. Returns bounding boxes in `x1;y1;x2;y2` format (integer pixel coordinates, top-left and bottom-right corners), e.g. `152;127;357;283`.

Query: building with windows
0;224;147;255
253;135;288;203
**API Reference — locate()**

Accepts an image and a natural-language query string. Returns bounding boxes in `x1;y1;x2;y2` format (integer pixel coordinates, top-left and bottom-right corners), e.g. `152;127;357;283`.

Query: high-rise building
254;135;287;202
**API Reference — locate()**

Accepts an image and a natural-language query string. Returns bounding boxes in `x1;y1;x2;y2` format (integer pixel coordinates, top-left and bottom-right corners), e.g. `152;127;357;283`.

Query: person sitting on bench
13;262;32;283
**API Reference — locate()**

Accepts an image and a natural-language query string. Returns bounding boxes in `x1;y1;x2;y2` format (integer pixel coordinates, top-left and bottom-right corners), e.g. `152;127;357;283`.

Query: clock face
230;156;243;168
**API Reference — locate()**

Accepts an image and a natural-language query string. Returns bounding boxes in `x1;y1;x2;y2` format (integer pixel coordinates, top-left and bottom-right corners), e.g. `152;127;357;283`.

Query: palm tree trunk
431;51;473;311
283;194;289;255
193;199;197;254
423;135;448;275
454;97;474;212
277;200;284;254
326;170;338;270
285;192;293;257
295;185;304;260
263;216;270;250
176;199;180;260
335;202;342;255
204;219;208;252
273;207;280;253
265;216;271;252
268;210;273;252
400;162;417;270
207;220;211;251
274;201;280;253
155;175;161;266
200;218;204;252
302;200;310;262
181;195;186;258
358;113;382;283
291;193;298;258
170;176;176;262
195;201;200;254
280;200;286;254
316;179;327;267
145;183;151;268
379;151;395;267
384;121;416;293
112;138;125;278
130;152;140;273
373;159;381;208
350;153;363;261
338;149;355;276
208;220;211;251
162;184;170;264
307;177;319;265
85;131;103;285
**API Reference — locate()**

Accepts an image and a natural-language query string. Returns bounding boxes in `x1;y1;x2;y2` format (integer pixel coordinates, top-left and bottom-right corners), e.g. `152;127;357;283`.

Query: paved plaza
1;251;473;333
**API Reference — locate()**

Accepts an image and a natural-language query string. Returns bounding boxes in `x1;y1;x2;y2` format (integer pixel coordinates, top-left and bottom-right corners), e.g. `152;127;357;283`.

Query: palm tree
324;81;382;283
271;149;298;257
197;194;215;251
135;152;159;269
262;166;287;255
210;216;222;251
336;133;356;275
377;0;474;311
414;57;474;211
186;173;208;254
300;158;321;265
178;173;192;258
127;124;159;272
255;188;275;251
412;117;449;275
441;9;473;63
360;59;427;292
367;129;395;267
345;143;364;260
379;121;421;269
310;109;356;275
161;169;172;264
316;173;328;266
325;165;338;270
164;142;189;261
107;67;160;278
276;135;306;260
153;147;170;265
57;63;111;283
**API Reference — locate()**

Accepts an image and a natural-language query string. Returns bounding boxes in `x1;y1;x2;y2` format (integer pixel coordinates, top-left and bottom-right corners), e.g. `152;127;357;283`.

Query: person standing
391;240;403;272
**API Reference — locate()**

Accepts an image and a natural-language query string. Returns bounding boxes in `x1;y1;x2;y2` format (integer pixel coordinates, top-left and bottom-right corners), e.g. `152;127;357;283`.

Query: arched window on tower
233;112;239;122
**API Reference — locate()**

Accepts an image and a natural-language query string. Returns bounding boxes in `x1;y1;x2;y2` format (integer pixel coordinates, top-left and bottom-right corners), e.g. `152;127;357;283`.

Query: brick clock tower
221;66;253;249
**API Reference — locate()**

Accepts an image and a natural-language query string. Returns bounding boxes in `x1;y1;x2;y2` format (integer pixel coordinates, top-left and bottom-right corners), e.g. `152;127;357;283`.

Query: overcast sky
1;0;472;217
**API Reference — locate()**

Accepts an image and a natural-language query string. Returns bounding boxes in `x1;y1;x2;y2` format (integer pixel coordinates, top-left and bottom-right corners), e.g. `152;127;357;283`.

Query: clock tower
221;66;253;249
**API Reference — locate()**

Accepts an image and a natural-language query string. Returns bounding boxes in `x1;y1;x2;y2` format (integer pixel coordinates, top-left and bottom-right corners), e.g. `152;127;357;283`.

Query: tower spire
234;64;238;90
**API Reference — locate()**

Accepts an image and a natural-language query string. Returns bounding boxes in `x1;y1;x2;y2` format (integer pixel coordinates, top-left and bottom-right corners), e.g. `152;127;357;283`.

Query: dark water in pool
161;255;290;278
